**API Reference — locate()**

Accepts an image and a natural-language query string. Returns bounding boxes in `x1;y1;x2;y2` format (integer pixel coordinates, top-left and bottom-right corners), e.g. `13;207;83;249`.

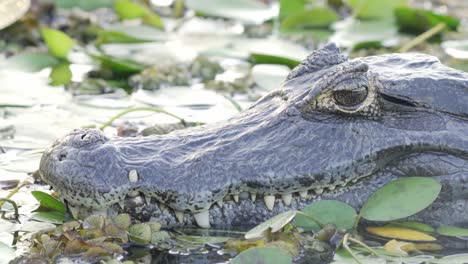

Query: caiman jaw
61;173;365;229
39;43;468;229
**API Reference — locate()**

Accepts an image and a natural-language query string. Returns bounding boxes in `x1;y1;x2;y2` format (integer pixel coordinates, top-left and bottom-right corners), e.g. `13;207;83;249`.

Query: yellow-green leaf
366;226;436;241
40;28;74;59
50;62;72;86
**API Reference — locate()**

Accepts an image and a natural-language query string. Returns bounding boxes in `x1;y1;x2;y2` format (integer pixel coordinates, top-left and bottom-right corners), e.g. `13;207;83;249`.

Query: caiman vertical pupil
333;86;368;107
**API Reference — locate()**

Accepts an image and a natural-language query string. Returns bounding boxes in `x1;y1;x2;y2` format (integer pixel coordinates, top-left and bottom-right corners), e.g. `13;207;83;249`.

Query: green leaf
6;53;60;72
50;62;72;86
142;13;164;29
346;0;407;20
96;30;153;45
113;0;163;29
360;177;441;221
31;191;66;213
245;211;297;239
294;200;357;231
279;0;307;19
281;7;338;30
250;54;300;69
395;7;459;35
436;226;468;237
31;212;66;224
387;221;434;233
40;28;74;59
90;53;145;74
231;247;292;264
185;0;276;24
52;0;113;11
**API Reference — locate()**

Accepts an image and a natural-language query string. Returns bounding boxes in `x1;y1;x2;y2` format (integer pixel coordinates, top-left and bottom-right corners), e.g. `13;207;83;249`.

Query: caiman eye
333;86;368;107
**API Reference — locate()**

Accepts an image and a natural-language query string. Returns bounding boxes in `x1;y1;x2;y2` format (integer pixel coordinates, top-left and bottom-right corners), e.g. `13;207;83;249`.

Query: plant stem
343;233;363;264
348;237;378;256
0;198;19;221
398;22;446;53
223;95;243;112
100;107;185;130
0;181;30;207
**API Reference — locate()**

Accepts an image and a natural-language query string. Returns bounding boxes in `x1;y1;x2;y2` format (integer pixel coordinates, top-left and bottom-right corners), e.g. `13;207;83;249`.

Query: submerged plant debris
1;0;468;263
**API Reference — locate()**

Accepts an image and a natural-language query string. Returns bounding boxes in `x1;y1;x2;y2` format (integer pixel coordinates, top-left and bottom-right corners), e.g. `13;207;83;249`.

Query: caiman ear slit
287;43;347;80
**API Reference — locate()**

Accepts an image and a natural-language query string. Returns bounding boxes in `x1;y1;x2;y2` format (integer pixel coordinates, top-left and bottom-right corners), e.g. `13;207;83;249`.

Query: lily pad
279;0;307;19
0;242;16;264
6;53;60;72
346;0;407;20
359;177;441;221
281;7;338;30
245;211;297;239
330;18;399;48
437;253;468;264
436;226;468;237
31;191;66;213
231;247;292;264
294;200;357;231
185;0;277;25
52;0;113;10
442;40;468;59
41;28;74;59
128;223;151;243
251;64;290;92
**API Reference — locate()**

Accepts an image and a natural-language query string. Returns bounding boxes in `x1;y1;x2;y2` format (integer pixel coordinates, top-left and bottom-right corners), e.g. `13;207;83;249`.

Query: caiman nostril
58;152;67;161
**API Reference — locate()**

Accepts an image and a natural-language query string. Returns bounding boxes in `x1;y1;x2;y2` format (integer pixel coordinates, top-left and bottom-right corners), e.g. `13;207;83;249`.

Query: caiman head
39;44;468;228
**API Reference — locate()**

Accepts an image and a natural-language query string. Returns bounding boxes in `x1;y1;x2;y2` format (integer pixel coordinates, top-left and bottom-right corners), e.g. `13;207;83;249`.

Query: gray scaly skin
39;43;468;229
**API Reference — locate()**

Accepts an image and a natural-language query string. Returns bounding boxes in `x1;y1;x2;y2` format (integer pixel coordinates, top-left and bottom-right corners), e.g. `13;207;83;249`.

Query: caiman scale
39;44;468;229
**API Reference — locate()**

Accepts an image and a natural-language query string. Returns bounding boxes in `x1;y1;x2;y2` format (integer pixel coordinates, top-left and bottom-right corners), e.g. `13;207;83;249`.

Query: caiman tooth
233;194;239;203
250;193;256;202
216;200;223;208
118;201;125;210
264;195;275;211
299;191;308;199
128;169;139;183
143;195;150;206
282;194;292;206
339;182;347;187
314;188;324;194
328;185;336;191
352;178;358;183
175;211;184;223
193;210;210;228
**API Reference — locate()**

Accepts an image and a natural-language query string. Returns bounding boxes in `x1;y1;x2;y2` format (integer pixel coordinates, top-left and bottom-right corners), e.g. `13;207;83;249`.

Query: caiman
39;43;468;229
